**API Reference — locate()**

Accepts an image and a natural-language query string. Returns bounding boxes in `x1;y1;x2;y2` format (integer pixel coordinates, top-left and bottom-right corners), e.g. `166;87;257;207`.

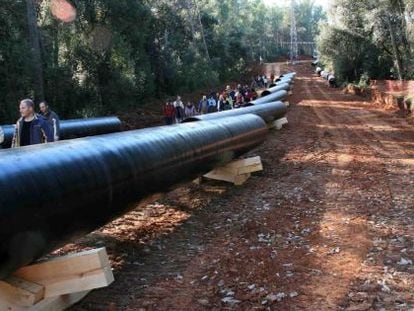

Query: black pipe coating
249;90;288;105
275;77;294;84
0;117;122;149
261;83;291;97
0;125;15;149
59;117;122;140
279;72;296;79
182;102;287;124
0;114;267;278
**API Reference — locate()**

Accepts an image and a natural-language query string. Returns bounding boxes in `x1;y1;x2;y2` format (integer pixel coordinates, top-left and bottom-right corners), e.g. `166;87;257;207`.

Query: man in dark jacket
39;100;60;141
12;99;54;148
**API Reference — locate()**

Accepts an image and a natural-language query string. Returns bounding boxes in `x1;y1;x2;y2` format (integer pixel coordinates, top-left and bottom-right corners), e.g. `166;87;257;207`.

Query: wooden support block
13;248;114;298
204;171;251;186
234;173;251;186
4;290;90;311
0;277;44;307
269;117;288;131
192;176;203;185
203;156;262;186
224;156;263;175
0;248;113;311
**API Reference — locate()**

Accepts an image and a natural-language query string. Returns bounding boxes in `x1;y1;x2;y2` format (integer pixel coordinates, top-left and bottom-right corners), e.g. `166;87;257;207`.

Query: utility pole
290;0;298;64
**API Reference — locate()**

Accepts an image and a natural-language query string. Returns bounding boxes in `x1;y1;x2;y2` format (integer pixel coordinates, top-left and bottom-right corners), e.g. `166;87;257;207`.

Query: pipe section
183;102;287;124
0;114;267;278
249;90;288;105
0;117;122;149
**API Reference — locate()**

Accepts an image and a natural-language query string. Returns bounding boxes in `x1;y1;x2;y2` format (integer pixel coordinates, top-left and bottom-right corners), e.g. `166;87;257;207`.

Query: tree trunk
395;0;412;74
386;15;403;80
26;0;44;101
53;20;59;68
193;1;211;62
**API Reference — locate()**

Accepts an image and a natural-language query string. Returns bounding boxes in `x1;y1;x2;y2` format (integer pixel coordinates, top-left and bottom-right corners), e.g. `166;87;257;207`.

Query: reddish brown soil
66;62;414;311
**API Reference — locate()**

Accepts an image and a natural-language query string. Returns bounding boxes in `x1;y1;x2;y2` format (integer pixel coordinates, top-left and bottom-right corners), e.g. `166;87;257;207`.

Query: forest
318;0;414;85
0;0;324;123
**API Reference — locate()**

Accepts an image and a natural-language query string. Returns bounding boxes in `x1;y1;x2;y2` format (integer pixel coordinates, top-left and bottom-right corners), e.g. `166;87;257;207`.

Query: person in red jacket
163;101;175;125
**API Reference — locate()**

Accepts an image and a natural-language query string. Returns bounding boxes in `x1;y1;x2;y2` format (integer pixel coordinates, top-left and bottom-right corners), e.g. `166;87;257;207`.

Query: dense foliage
317;0;414;84
0;0;324;123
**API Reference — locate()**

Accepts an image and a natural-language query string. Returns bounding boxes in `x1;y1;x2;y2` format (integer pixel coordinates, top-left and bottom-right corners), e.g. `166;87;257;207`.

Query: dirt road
69;62;414;310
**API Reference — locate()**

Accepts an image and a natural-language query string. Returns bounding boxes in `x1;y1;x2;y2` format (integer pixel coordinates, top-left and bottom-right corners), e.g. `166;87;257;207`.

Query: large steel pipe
0;114;267;278
275;77;293;84
269;78;293;88
0;117;122;149
0;125;14;149
182;102;287;124
261;83;291;97
279;72;296;79
249;90;288;105
60;116;121;139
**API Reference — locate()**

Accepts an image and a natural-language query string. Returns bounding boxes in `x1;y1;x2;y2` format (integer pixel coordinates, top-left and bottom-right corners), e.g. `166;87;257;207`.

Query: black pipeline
0;114;267;278
183;101;287;124
249;90;288;105
0;125;14;149
0;116;122;149
60;116;122;139
261;83;291;97
268;77;293;89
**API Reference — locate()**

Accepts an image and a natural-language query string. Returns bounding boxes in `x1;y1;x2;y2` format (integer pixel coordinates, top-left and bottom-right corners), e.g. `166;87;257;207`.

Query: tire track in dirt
285;73;374;310
302;72;414;310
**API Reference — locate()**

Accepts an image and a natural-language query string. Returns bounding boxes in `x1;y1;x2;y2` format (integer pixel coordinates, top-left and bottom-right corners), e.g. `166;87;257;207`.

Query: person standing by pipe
12;99;54;148
173;96;185;123
184;101;197;117
198;95;208;115
163;101;175;125
39;100;60;141
217;95;232;112
207;95;218;113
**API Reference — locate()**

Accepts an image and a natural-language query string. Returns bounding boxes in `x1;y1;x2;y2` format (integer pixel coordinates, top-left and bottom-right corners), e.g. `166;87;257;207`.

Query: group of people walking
0;99;60;148
163;83;261;125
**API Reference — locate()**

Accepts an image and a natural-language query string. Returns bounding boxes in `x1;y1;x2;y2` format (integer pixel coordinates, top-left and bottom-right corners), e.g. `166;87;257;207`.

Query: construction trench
1;62;414;310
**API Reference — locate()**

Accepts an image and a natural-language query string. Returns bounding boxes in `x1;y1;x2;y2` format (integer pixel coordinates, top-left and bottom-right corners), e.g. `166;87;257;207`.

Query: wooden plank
192;177;203;185
203;156;263;185
13;248;114;298
203;170;236;184
225;156;261;169
30;290;90;311
237;163;263;175
273;117;289;130
234;173;251;186
1;291;90;311
0;277;44;307
14;248;109;281
42;264;113;298
223;156;263;175
204;170;251;186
